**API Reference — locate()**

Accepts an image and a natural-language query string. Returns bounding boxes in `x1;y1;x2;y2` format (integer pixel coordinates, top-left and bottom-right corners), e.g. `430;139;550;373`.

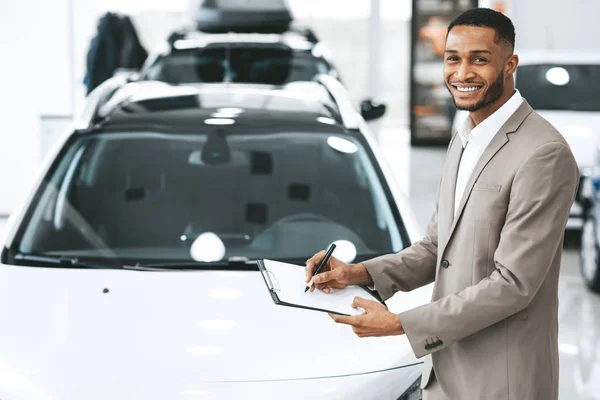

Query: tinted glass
516;64;600;111
145;47;332;85
14;131;403;265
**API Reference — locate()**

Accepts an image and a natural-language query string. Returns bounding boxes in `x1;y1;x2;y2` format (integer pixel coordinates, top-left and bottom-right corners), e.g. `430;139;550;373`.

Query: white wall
479;0;600;51
70;0;193;116
0;0;68;215
511;0;600;51
0;0;191;216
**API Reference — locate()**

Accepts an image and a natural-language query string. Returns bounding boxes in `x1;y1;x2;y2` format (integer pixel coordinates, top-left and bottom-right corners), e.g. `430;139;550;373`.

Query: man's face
443;25;510;112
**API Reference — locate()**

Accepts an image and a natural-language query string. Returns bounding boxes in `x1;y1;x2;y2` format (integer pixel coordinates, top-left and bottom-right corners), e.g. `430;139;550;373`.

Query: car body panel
0;264;425;399
1;79;430;399
451;52;600;170
450;51;600;228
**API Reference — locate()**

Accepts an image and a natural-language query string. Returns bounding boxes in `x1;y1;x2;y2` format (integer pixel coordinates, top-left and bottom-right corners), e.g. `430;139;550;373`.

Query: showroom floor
0;126;597;399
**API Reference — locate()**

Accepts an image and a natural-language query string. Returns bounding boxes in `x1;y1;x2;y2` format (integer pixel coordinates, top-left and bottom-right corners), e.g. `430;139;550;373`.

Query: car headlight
397;376;422;400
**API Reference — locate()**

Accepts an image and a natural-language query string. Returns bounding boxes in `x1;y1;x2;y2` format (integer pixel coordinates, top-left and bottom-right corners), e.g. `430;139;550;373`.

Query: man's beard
449;71;504;112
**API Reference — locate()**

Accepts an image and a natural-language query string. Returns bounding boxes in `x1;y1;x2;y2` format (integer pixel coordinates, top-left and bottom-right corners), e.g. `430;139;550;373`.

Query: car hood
0;264;429;398
536;110;600;169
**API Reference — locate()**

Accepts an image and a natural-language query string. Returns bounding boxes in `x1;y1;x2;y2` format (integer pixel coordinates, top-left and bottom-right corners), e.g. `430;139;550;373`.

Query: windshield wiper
13;253;119;269
124;257;259;271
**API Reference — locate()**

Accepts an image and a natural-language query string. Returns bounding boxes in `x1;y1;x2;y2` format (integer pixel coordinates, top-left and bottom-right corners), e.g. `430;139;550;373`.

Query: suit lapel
439;100;534;258
438;134;464;244
449;128;508;232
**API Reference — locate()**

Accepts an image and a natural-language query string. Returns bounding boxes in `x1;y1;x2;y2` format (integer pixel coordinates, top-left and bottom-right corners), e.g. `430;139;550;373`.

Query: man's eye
446;56;459;62
474;57;487;63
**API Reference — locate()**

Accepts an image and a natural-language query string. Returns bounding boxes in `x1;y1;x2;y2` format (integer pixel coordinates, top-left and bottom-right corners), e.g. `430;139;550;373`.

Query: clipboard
258;259;383;316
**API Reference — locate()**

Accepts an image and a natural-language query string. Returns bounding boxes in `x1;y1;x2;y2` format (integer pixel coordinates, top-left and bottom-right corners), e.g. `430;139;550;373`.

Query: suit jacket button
441;260;450;268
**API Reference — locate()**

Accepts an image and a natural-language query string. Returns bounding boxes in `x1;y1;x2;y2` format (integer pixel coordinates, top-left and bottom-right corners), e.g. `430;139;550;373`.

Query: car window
14;131;403;265
145;47;332;85
516;64;600;111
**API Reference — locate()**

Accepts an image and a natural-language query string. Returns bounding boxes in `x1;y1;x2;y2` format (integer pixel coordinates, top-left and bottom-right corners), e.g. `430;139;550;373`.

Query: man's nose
454;62;473;81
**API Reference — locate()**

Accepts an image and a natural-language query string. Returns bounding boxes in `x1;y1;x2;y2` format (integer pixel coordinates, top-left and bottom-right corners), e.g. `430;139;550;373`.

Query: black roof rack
194;0;293;34
166;24;320;50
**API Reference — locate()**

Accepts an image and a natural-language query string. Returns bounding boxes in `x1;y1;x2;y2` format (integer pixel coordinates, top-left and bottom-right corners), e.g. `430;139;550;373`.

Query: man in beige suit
305;8;579;400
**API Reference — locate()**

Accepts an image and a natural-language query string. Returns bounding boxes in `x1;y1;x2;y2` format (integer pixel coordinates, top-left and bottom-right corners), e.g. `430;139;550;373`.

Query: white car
452;51;600;228
0;76;430;399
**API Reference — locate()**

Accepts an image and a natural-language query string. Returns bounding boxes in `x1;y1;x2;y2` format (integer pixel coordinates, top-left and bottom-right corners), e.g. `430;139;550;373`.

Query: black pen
304;243;336;292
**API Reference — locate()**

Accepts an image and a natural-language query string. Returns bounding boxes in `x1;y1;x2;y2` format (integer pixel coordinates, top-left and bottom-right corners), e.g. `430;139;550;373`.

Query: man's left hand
329;297;405;337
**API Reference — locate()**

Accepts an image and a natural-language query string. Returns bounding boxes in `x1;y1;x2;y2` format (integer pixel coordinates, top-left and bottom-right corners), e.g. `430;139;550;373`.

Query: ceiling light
317;116;336;125
217;107;244;114
327;136;358;154
331;240;357;263
210;112;235;118
191;232;226;262
545;67;570;86
204;118;235;125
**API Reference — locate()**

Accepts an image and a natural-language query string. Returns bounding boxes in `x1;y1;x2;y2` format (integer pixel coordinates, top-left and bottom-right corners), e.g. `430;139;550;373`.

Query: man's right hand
305;250;374;293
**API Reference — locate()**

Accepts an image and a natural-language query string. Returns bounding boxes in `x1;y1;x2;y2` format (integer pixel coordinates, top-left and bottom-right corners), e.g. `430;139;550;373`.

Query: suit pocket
473;182;502;192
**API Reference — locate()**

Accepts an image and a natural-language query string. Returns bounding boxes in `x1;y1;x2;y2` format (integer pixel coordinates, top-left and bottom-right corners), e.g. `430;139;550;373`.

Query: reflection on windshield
13;131;403;265
517;64;600;111
331;239;357;263
191;232;226;262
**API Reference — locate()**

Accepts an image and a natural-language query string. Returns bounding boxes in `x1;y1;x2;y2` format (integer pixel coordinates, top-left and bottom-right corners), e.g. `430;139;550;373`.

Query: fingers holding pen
305;250;327;282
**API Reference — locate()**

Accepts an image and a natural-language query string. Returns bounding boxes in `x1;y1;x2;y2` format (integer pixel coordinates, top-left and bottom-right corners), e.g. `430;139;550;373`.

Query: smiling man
305;8;579;400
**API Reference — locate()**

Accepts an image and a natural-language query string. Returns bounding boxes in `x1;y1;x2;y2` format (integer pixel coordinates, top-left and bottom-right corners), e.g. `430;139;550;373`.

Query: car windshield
516;64;600;111
144;47;332;85
12;131;403;266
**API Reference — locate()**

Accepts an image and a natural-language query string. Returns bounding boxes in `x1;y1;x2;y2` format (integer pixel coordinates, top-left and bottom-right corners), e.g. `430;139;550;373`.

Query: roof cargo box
195;0;293;33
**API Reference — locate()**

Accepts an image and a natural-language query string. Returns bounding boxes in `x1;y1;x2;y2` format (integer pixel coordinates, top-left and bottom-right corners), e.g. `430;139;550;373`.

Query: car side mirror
360;99;386;121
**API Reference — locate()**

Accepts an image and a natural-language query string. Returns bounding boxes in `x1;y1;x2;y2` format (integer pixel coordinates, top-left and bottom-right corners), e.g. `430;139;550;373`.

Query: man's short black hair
447;8;515;50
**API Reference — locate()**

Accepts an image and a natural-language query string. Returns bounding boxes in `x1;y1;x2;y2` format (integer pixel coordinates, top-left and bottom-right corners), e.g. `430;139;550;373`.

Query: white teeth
456;86;481;92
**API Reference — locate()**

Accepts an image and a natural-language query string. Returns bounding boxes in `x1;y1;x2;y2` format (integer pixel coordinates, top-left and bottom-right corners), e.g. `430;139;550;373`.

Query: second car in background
453;51;600;229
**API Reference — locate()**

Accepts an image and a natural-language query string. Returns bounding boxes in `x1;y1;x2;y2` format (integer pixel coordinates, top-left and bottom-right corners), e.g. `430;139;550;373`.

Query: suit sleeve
361;191;439;301
398;142;579;358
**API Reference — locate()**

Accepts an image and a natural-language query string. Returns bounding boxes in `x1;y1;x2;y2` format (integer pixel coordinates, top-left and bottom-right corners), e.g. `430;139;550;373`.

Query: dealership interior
1;0;599;399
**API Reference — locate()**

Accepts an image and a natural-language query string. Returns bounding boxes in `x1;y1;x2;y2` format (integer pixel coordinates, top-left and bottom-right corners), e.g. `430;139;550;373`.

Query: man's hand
305;251;373;293
329;297;405;337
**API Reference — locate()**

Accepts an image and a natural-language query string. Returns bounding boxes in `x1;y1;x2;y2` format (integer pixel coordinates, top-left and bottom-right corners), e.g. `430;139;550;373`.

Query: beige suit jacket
363;100;579;400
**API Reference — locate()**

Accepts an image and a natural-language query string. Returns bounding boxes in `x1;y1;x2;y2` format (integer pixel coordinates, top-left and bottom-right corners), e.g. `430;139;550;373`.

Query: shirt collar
457;90;523;148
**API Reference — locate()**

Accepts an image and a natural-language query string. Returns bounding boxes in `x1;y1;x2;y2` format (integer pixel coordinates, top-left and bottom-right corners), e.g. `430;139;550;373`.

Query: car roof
95;80;348;134
171;31;315;52
516;50;600;65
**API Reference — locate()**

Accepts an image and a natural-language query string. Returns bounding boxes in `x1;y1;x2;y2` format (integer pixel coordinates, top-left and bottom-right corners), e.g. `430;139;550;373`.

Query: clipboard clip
263;270;281;292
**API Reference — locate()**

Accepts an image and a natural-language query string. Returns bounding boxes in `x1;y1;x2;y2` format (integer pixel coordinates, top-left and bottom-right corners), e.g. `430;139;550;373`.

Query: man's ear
505;53;519;76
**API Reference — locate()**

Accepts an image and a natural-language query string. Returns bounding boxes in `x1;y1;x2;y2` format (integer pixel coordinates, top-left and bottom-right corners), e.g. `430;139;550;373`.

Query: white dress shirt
454;90;523;215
